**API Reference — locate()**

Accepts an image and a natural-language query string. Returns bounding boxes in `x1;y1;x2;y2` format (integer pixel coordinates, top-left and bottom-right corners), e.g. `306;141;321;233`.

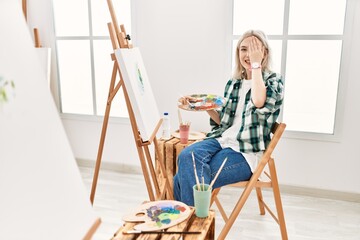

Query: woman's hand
178;96;200;105
248;36;265;64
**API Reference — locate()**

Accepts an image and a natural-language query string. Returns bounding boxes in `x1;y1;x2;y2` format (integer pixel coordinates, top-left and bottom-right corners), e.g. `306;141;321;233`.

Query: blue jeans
173;138;252;206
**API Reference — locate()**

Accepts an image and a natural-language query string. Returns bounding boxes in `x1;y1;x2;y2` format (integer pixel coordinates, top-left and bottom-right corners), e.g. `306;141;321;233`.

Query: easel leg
120;75;156;201
90;61;118;204
135;144;156;201
144;145;161;198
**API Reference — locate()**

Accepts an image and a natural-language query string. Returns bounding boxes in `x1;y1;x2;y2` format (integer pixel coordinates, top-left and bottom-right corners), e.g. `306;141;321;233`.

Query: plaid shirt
206;71;284;153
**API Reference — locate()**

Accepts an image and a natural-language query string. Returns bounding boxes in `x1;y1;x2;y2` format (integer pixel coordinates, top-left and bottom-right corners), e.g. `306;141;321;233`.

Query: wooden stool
112;208;215;240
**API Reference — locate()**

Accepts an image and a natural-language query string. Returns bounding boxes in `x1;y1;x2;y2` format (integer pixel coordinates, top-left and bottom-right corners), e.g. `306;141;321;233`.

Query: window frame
52;0;135;120
230;0;355;142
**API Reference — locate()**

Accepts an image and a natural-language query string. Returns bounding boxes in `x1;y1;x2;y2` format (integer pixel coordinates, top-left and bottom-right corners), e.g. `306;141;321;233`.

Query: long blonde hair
233;30;272;79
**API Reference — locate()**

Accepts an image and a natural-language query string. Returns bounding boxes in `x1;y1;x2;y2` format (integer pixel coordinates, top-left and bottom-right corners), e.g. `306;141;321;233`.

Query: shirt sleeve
255;73;284;115
209;79;233;129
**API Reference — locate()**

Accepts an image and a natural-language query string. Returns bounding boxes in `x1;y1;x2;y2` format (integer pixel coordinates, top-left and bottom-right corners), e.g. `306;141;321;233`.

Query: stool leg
215;196;229;222
269;158;288;240
256;187;265;215
210;188;220;205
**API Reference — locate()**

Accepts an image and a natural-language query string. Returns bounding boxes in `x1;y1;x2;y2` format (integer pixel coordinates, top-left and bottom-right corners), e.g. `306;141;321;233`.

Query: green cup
193;184;211;218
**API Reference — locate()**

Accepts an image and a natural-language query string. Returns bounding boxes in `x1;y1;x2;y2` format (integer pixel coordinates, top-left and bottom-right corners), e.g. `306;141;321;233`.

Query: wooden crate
156;137;197;195
112;208;215;240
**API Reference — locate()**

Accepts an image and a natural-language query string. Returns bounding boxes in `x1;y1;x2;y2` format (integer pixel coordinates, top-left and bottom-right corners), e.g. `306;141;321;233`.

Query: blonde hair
233;30;272;79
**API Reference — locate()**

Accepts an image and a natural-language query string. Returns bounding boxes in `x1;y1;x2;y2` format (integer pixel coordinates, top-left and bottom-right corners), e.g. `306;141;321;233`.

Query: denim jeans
173;138;252;206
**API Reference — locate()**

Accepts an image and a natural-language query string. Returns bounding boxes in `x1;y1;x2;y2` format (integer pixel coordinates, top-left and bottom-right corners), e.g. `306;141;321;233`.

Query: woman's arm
206;109;220;125
251;68;266;107
249;37;266;107
255;73;284;115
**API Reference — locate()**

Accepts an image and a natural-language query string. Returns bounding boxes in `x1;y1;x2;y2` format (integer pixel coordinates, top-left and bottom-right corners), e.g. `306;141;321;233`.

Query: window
232;0;349;138
52;0;131;117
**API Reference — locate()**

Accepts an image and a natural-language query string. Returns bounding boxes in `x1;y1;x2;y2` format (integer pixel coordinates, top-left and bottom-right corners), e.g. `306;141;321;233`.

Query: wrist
251;62;261;69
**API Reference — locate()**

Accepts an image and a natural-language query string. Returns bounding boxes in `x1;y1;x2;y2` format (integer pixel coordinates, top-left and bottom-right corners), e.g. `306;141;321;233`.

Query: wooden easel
22;0;27;21
90;0;173;205
22;0;41;48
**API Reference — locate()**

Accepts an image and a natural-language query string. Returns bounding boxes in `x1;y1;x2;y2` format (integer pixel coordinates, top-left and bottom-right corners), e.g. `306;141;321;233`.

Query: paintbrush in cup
209;157;228;190
192;151;201;191
202;176;205;191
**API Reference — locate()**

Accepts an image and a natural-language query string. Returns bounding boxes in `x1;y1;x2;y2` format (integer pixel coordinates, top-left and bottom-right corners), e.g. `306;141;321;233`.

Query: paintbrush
202;176;205;191
209;157;228;190
123;230;201;235
178;108;183;125
192;151;201;191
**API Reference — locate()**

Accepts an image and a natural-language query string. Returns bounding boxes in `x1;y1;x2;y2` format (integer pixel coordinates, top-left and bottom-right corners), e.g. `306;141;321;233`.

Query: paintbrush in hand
177;108;183;125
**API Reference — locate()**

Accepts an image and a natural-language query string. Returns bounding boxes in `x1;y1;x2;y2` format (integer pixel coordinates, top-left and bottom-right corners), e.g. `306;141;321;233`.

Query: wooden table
112;208;215;240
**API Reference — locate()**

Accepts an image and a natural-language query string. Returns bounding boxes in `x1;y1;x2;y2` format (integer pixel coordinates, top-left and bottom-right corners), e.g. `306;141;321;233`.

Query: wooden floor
79;165;360;240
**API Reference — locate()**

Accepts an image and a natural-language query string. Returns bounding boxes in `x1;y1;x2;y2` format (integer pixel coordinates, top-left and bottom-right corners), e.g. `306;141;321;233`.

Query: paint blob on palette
146;204;187;227
122;200;192;231
178;94;227;111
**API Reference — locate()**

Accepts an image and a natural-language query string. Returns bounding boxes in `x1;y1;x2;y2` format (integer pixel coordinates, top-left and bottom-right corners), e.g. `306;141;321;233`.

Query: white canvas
35;47;52;86
115;48;160;141
0;1;100;239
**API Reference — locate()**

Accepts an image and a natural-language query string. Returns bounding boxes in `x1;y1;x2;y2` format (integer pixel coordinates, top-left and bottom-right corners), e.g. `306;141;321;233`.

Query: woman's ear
262;48;268;62
261;48;268;65
264;48;268;58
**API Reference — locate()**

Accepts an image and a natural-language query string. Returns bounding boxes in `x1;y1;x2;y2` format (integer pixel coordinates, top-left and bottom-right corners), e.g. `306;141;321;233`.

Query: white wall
278;0;360;194
30;0;360;194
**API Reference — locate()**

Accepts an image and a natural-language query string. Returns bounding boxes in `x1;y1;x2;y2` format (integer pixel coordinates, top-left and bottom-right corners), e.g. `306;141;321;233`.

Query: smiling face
233;30;271;80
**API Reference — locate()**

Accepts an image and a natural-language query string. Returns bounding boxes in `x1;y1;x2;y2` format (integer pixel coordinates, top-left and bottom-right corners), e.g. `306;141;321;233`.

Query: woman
173;30;284;206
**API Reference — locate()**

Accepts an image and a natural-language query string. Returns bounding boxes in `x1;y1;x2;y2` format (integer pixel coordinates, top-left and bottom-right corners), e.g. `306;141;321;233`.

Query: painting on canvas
115;48;160;141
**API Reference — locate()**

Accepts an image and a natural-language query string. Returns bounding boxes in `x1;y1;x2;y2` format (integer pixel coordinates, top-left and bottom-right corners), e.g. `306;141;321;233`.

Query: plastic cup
193;184;211;218
179;124;190;144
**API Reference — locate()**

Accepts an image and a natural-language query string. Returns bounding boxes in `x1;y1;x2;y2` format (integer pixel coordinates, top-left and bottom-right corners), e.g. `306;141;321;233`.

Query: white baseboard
76;159;360;203
278;184;360;203
76;158;142;175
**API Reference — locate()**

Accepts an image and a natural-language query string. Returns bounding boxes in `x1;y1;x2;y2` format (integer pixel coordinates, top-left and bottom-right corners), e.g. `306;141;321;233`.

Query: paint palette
122;200;192;231
178;94;227;111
